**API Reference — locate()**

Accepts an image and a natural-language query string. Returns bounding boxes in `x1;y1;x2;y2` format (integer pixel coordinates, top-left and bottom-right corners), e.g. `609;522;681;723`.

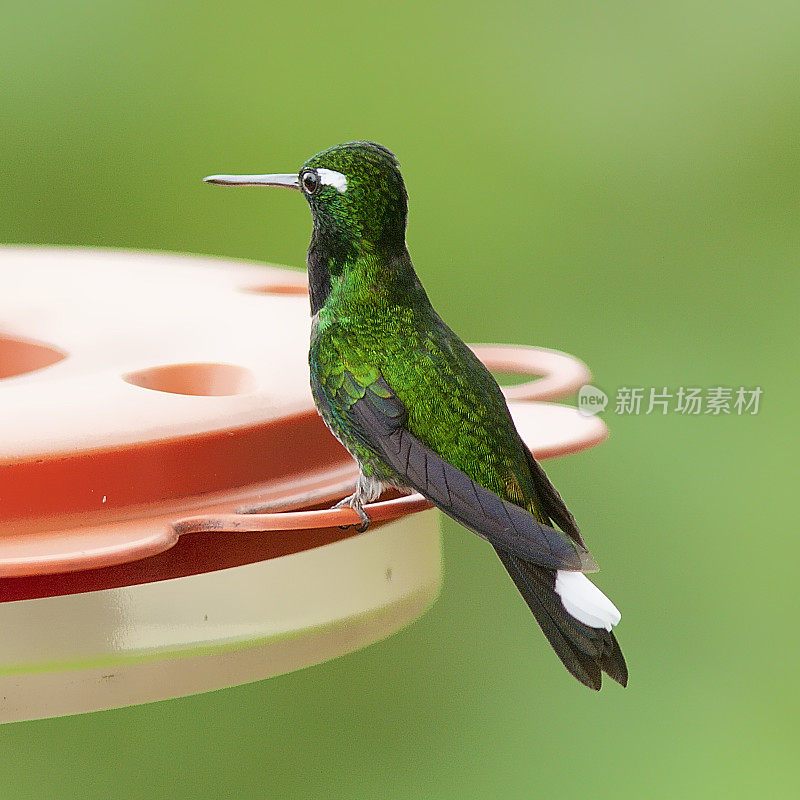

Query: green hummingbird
204;142;627;690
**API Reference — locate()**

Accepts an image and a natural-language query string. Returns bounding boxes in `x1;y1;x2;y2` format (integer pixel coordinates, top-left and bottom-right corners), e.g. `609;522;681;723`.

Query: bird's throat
306;227;360;315
306;229;416;317
306;246;333;316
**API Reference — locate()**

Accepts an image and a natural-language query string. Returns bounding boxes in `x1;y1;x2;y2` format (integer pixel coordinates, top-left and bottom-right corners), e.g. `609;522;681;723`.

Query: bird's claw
334;495;371;532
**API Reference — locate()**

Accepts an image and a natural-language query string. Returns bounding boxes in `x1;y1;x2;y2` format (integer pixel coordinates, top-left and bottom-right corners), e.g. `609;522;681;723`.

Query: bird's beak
202;173;301;189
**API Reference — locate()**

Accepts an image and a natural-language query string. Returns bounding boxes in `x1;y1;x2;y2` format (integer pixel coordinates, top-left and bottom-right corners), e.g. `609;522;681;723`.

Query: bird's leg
334;471;385;532
334;493;371;532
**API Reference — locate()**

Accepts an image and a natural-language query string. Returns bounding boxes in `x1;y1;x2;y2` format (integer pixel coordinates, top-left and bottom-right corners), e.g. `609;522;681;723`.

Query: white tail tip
555;570;622;631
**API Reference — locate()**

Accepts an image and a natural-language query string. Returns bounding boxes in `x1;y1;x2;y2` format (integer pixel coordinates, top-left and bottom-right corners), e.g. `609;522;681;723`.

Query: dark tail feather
495;547;628;690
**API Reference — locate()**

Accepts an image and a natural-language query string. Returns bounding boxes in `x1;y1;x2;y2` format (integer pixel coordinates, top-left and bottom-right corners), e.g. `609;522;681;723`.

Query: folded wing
329;372;597;573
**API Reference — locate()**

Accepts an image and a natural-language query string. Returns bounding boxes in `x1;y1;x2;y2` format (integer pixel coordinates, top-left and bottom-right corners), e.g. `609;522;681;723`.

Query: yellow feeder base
0;510;440;723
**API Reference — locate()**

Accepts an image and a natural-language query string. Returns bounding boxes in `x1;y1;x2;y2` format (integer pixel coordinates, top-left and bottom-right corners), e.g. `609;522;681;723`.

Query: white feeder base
0;510;440;723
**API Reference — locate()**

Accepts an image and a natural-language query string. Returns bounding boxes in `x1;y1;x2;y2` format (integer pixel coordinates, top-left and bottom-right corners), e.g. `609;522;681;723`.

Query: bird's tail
494;547;628;690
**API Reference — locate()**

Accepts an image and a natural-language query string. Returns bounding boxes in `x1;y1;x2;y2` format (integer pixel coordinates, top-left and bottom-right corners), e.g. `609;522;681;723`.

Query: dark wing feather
521;443;587;548
349;377;597;573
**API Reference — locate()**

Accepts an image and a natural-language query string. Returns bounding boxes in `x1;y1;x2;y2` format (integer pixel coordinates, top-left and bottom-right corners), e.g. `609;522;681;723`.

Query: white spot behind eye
317;168;348;193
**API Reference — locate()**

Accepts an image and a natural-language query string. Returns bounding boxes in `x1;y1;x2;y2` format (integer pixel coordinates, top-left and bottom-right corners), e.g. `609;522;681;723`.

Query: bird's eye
301;170;320;195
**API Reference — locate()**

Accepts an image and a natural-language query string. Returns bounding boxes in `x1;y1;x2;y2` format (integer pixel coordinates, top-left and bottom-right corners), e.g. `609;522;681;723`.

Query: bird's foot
333;494;371;532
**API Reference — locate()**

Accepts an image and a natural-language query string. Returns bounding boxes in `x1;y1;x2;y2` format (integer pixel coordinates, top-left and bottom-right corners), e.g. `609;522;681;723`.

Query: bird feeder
0;246;607;723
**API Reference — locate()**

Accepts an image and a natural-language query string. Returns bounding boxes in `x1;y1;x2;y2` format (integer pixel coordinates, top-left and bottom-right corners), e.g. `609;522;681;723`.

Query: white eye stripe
316;168;348;193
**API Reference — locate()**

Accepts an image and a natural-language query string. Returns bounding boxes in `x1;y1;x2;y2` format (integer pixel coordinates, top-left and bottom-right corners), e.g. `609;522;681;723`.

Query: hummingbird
204;142;627;690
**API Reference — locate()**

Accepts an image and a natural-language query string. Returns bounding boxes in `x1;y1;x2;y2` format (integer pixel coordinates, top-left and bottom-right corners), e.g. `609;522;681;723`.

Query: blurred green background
1;0;797;797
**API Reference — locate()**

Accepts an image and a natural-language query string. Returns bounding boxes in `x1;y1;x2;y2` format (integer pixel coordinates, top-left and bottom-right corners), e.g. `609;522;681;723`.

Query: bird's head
205;142;418;313
204;141;408;258
299;142;408;255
